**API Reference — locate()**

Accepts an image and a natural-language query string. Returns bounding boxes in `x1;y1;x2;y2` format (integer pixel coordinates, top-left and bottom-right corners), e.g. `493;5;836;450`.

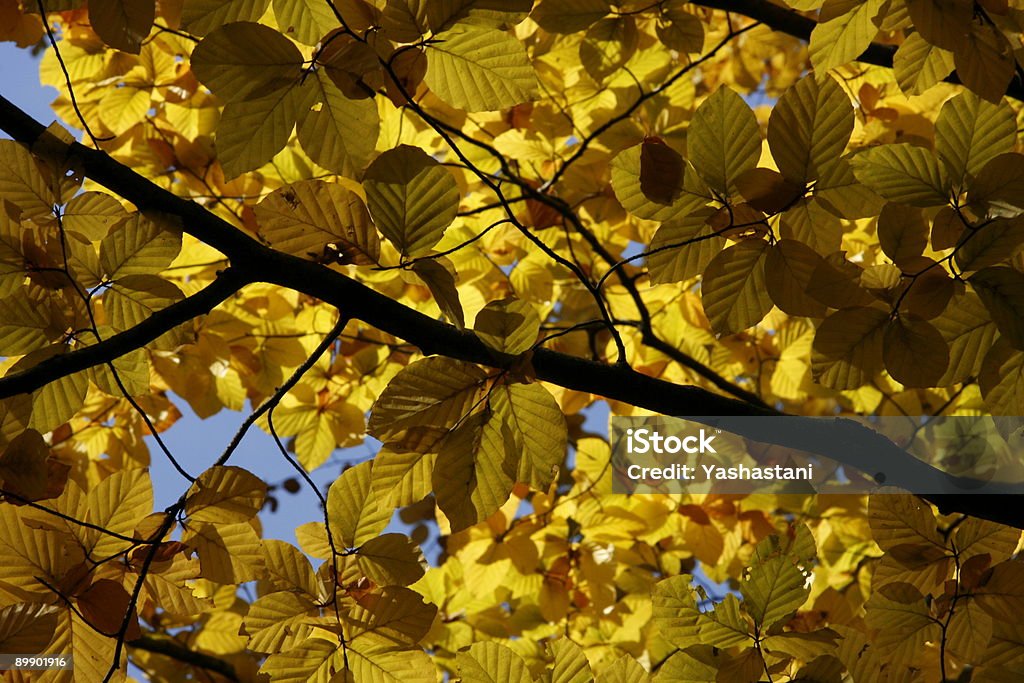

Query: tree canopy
1;0;1024;681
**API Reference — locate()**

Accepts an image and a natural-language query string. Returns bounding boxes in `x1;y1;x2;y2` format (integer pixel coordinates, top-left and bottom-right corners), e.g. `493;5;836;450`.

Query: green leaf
491;382;566;490
255;179;380;264
326;460;391;548
432;411;519;531
457;641;532;683
425;24;538;111
189;22;304;103
808;0;885;71
849;143;950;207
687;87;762;195
297;69;380;178
99;213;182;278
955;216;1024;272
935;91;1016;189
768;73;854;184
700;239;773;335
980;339;1024;415
364;145;459;257
811;306;888;389
185;466;267;523
473;298;540;356
367;356;487;443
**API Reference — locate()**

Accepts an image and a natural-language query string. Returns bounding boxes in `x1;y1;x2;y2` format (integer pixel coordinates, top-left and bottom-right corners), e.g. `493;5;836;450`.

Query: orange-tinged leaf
639;137;684;206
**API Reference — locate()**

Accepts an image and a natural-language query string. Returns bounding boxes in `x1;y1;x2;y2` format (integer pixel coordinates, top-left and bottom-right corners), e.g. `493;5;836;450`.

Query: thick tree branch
128;635;238;681
0;95;1021;529
0;268;246;399
692;0;1024;102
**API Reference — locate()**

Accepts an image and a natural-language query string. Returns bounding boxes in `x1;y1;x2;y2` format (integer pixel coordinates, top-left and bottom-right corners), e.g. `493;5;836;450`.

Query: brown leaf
639;137;684;205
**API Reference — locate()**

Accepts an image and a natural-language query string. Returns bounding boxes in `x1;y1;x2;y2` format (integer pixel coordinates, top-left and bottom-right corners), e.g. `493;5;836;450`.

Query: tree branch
128;635;238;682
0;96;1021;529
691;0;1024;102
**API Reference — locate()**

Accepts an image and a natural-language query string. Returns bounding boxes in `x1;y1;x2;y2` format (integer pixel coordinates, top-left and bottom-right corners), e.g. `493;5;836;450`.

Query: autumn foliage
1;0;1024;682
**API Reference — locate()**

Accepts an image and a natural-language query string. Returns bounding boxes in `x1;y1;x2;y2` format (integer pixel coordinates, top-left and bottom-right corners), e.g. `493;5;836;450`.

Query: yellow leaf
296;69;380;178
62;191;128;241
653;651;718;683
182;0;271;36
186;465;267;523
218;81;314;179
346;633;437;683
186;521;265;583
244;591;319;653
768;73;853;185
345;585;436;644
87;468;153;558
611;143;711;223
103;274;184;332
262;538;319;597
355;533;427;586
699;593;751;647
412;257;465;329
259;636;342;681
367;357;487;443
473;298;540;356
99;213;182;278
953;22;1015;104
491;382;566;490
0;429;51;501
371;447;436;508
933;291;998;385
549;638;593;683
190;22;304;103
579;16;638;82
652;575;703;650
364;145;459;257
646;207;724;284
457;641;532;683
327;460;391;548
655;4;705;54
274;0;339;44
864;582;940;667
700;239;773;335
808;0;885;71
0;140;56;220
893;31;955;96
433;411;518;531
255;179;380;264
0;602;59;654
0;295;54;355
980;339;1024;414
869;492;944;552
687;86;761;196
88;0;154;54
424;24;539;112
